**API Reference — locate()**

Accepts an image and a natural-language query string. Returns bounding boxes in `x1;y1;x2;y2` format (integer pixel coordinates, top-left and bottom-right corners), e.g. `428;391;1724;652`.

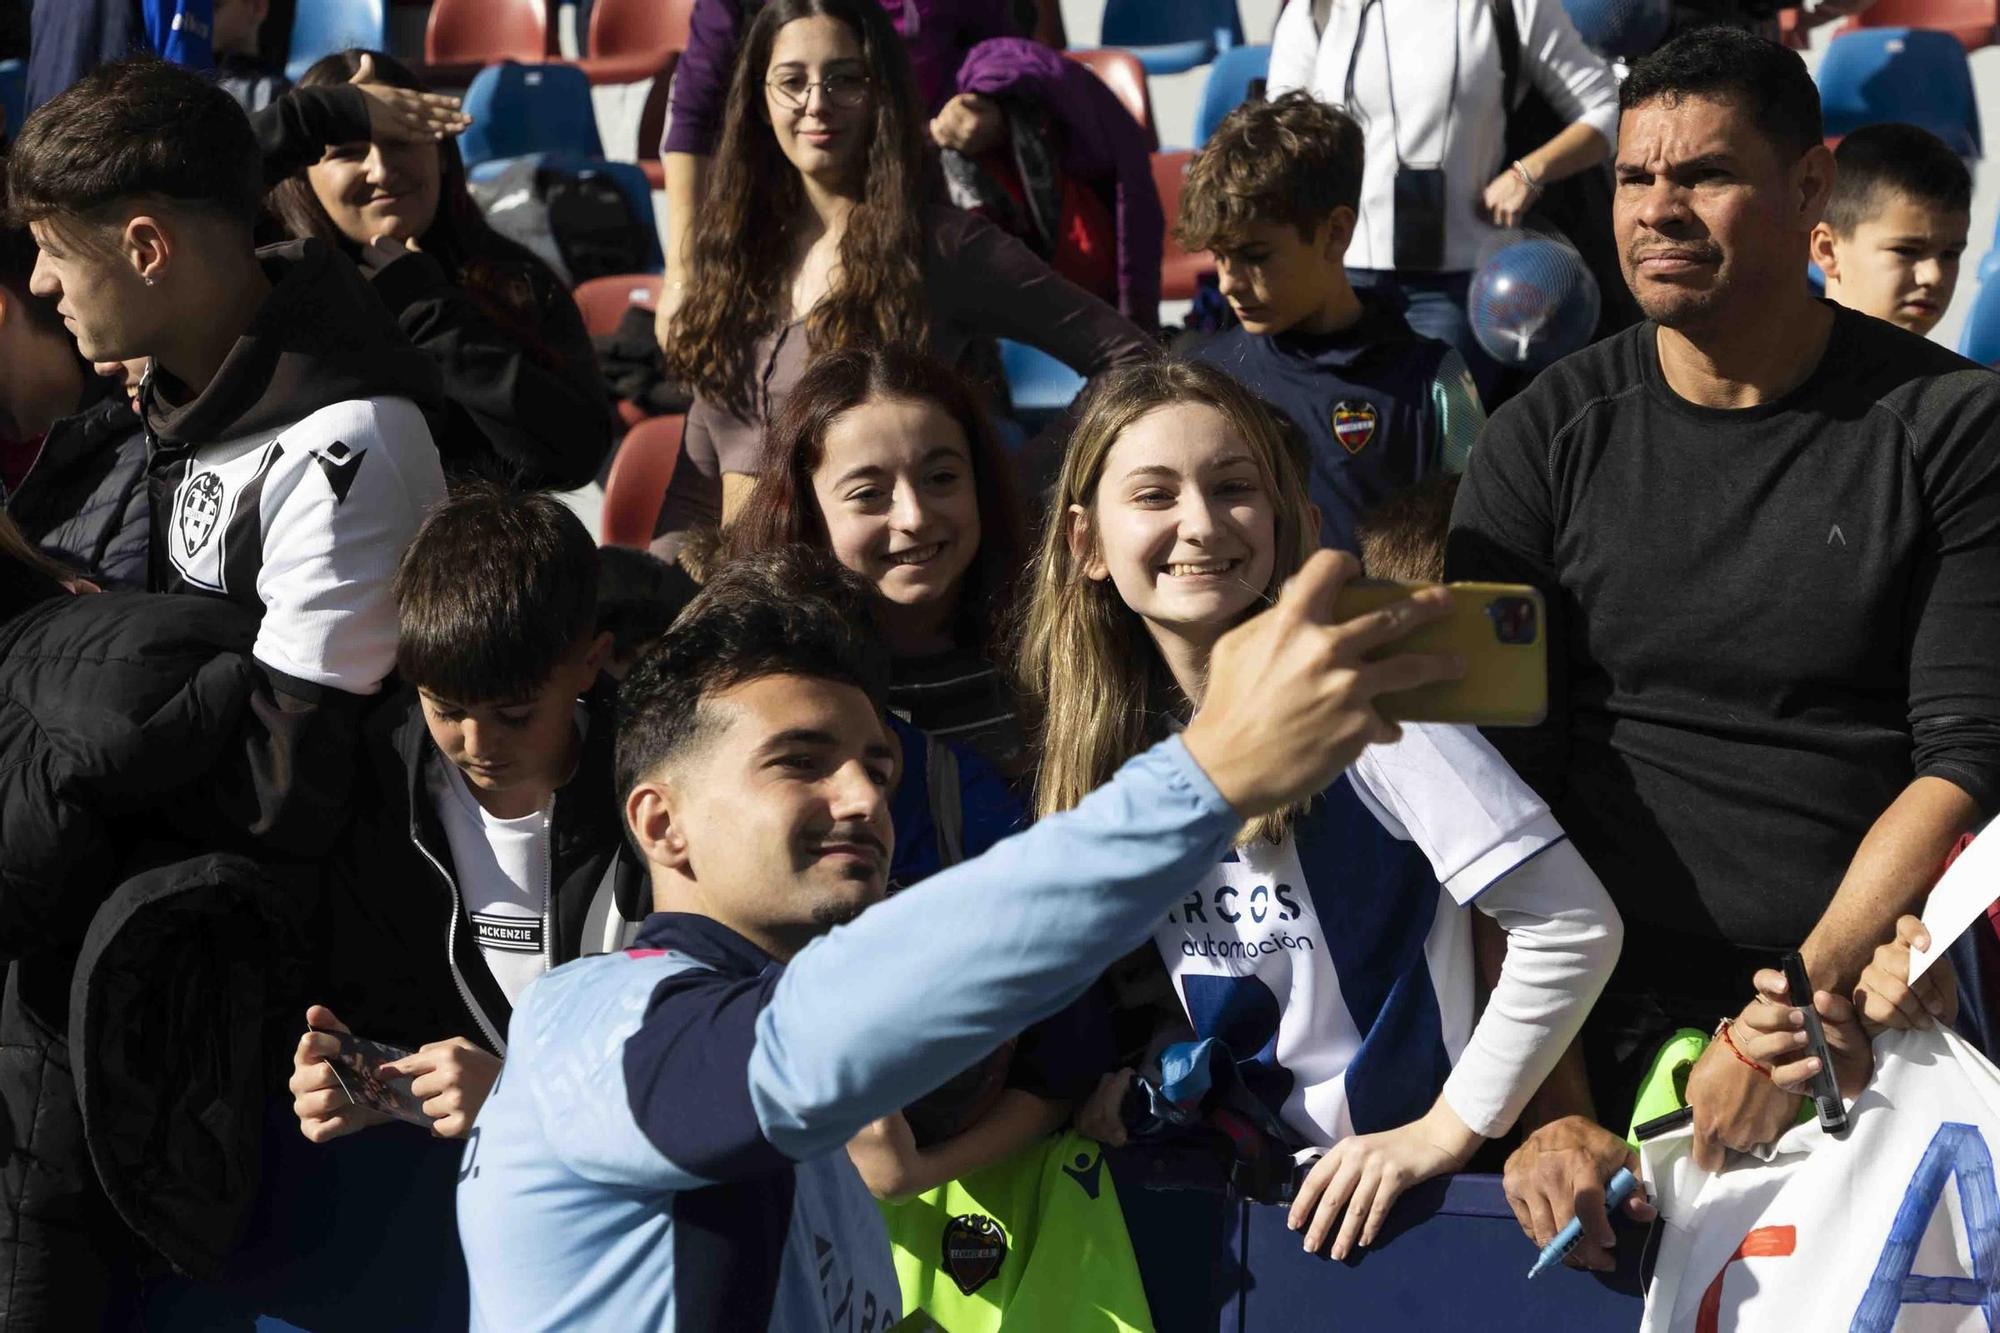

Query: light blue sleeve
1432;349;1488;474
747;736;1237;1161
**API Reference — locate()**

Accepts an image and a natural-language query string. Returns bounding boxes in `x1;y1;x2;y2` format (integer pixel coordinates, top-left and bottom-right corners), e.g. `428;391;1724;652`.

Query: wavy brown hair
664;0;932;418
264;50;554;356
725;346;1027;656
1017;359;1318;846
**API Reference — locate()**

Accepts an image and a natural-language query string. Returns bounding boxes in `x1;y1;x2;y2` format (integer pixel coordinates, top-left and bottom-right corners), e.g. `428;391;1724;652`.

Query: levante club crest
1331;400;1378;455
941;1214;1007;1295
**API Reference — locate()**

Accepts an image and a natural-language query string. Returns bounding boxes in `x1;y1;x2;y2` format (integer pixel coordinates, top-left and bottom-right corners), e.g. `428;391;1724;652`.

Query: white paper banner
1641;1026;2000;1333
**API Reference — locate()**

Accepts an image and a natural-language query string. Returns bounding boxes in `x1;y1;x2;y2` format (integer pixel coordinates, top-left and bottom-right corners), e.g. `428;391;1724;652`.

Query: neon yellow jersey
879;1132;1154;1332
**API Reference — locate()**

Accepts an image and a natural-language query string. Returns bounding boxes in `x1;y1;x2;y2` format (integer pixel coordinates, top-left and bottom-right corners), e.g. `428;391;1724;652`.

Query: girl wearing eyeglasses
653;0;1154;557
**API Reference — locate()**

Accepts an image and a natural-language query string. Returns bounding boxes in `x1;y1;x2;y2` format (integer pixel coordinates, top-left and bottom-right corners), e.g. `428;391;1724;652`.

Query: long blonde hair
1017;359;1318;845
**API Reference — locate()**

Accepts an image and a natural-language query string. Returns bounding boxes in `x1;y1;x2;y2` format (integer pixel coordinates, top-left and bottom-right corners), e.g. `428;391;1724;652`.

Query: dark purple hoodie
954;37;1163;325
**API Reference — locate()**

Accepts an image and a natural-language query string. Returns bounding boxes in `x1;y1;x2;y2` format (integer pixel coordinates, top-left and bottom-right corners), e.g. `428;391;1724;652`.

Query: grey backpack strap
927;734;965;869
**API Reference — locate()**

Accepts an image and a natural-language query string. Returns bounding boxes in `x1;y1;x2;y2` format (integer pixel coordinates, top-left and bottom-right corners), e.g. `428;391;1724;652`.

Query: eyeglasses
766;72;871;110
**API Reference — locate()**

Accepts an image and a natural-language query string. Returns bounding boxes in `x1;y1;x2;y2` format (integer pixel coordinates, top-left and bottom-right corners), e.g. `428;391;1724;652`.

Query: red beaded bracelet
1714;1017;1770;1076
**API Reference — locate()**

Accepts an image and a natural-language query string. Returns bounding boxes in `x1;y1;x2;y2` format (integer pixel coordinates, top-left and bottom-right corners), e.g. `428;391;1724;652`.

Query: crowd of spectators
0;2;1991;1330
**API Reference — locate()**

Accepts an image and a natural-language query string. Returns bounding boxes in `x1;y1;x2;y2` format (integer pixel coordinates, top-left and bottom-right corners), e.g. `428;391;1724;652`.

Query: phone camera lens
1485;596;1538;645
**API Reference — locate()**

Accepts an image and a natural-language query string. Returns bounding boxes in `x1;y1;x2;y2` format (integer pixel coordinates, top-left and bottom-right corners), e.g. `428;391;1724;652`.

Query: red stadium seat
579;0;695;83
1840;0;2000;50
1065;48;1158;151
575;275;666;425
424;0;555;84
577;0;690;186
1152;150;1211;300
573;273;663;336
601;414;686;549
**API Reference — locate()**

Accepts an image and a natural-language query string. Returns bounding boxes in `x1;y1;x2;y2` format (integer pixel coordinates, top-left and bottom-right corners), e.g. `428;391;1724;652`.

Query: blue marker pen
1525;1167;1639;1279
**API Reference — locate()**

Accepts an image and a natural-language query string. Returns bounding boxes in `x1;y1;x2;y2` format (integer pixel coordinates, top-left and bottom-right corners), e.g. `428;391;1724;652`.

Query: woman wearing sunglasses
652;0;1153;552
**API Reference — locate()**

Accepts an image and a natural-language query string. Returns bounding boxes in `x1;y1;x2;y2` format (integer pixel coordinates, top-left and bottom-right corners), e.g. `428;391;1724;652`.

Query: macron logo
1828;524;1847;548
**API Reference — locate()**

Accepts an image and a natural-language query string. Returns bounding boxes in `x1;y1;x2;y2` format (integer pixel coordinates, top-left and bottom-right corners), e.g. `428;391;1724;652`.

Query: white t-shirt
1266;0;1620;273
431;760;554;1006
1153;721;1572;1145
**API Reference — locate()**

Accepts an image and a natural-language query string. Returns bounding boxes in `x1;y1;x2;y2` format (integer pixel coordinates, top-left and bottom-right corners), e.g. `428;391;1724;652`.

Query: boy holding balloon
1177;93;1486;558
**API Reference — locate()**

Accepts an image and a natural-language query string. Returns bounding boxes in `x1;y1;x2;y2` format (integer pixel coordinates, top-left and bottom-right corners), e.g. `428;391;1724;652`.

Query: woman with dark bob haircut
256;50;610;490
653;0;1152;546
726;345;1030;776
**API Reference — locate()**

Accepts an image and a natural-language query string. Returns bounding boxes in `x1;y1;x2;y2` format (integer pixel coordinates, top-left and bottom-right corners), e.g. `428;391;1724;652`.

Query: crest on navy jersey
1331;401;1378;455
178;471;225;557
941;1214;1007;1295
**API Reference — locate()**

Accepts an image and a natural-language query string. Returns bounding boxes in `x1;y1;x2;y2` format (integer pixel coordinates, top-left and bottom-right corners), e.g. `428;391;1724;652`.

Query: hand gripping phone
1331;580;1547;727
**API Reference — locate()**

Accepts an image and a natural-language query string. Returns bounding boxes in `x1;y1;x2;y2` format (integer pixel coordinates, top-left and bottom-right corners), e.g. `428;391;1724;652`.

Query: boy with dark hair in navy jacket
1180;92;1485;556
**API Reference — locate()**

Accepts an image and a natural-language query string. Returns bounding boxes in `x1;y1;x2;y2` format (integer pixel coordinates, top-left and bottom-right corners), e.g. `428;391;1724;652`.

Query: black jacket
4;375;149;589
0;582;340;1322
255;85;613;490
322;681;645;1056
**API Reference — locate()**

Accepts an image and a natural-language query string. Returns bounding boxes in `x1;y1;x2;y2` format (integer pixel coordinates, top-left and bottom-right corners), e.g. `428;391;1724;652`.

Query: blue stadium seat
459;62;603;171
1195;44;1269;145
1102;0;1244;76
1818;28;1982;158
0;59;22;143
467;152;665;272
1000;339;1087;416
285;0;386;82
1958;276;2000;364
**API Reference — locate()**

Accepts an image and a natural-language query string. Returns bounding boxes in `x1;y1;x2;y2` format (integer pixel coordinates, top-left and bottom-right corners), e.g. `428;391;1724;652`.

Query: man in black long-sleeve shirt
1448;27;2000;1266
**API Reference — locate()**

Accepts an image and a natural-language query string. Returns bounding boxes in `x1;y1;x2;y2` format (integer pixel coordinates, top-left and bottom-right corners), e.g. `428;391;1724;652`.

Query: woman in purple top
657;0;1022;343
652;0;1152;548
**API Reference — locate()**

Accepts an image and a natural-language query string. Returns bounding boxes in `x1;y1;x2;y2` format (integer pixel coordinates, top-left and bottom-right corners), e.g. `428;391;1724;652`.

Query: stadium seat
573;273;662;336
1841;0;2000;51
1958;276;2000;364
459;62;603;169
424;0;555;85
578;0;694;84
1152;150;1212;300
601;414;686;548
1101;0;1244;75
576;274;666;426
1195;44;1270;146
285;0;386;81
1000;339;1087;415
1065;49;1158;151
0;59;22;142
1817;28;1982;157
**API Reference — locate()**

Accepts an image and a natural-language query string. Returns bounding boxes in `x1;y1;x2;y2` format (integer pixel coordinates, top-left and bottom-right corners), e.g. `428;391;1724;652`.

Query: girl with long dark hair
654;0;1152;542
727;346;1029;774
256;51;610;490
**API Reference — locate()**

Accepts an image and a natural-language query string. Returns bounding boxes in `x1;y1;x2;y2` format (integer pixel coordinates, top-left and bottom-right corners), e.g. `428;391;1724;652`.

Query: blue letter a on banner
1852;1122;2000;1330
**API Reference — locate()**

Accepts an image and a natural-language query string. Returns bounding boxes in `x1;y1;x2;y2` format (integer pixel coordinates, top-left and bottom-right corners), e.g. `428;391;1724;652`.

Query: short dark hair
394;484;600;704
615;546;890;801
5;58;262;230
0;221;64;338
1824;122;1972;235
1619;28;1822;163
595;545;700;664
1179;92;1365;251
1358;474;1461;584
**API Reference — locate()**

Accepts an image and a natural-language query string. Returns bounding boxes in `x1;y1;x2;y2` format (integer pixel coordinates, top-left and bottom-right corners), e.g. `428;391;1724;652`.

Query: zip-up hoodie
322;681;644;1056
142;238;447;695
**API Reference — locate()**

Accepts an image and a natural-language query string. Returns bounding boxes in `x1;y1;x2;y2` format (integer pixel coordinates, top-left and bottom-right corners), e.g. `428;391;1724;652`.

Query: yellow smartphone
1332;580;1547;727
